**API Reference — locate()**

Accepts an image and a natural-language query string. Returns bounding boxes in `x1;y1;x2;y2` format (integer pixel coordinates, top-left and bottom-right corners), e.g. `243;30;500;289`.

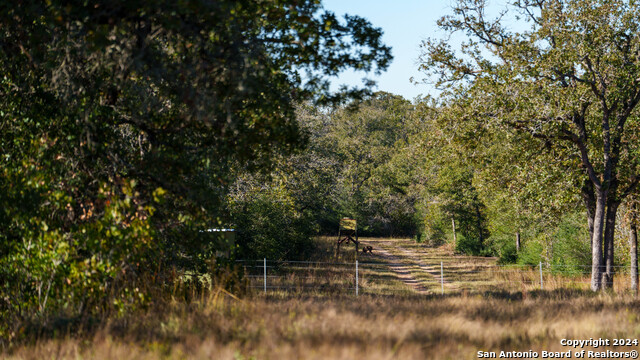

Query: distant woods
236;90;600;271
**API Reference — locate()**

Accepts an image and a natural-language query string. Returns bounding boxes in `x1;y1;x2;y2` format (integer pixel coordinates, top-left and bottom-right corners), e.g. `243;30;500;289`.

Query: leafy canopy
0;0;392;335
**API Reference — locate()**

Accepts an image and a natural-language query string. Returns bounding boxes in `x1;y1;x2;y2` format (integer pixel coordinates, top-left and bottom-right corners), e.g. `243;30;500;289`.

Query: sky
321;0;455;101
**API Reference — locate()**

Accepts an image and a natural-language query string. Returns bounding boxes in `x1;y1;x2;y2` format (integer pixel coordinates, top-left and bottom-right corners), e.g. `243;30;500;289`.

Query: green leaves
0;0;392;337
418;0;640;274
326;93;419;235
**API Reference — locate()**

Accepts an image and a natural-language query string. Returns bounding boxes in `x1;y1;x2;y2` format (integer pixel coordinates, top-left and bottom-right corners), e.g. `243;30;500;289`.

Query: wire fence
237;259;638;296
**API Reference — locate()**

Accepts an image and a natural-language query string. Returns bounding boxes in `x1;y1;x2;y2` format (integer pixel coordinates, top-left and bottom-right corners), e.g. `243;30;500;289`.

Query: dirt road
357;238;497;294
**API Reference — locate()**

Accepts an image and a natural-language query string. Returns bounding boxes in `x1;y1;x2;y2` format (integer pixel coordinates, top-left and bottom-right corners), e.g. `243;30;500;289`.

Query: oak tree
420;0;640;290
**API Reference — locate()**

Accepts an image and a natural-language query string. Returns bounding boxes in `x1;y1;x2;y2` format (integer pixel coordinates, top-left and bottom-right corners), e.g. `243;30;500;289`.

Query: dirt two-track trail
357;238;497;295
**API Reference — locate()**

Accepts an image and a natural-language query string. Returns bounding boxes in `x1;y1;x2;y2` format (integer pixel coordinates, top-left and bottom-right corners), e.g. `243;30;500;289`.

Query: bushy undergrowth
227;182;317;261
514;212;591;274
0;181;162;345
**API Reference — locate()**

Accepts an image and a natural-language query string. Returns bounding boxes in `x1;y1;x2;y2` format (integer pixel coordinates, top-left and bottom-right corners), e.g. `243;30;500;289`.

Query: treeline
232;91;615;273
227;93;419;260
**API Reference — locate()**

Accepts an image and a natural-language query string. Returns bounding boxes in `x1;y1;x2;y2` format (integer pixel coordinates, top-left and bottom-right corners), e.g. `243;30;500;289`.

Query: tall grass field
4;237;640;360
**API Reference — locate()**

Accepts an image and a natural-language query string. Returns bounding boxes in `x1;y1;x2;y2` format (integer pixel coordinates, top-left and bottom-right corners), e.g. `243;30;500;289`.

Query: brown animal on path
362;246;373;254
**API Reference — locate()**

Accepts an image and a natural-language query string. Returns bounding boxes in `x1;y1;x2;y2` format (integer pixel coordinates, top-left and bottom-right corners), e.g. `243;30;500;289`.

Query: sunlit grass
6;237;640;359
6;292;640;360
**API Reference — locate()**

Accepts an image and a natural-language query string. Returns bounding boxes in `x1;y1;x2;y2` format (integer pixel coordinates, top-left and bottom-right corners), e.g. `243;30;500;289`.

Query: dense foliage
0;0;391;343
419;0;640;290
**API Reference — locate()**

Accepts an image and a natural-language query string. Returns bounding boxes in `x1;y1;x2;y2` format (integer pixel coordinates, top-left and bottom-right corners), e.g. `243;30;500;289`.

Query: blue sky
322;1;454;101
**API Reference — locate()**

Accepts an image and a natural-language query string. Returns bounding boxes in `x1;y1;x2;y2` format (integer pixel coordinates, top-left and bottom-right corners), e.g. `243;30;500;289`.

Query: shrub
550;212;591;275
517;240;544;266
227;183;316;261
455;232;485;255
415;205;447;246
0;180;159;343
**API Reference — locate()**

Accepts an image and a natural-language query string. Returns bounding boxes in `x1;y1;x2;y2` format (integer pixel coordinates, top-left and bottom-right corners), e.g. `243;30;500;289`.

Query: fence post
264;258;267;294
539;261;543;290
441;261;444;295
356;260;359;296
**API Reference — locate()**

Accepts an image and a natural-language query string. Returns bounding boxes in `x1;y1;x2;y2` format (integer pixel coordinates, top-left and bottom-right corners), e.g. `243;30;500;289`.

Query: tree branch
621;175;640;200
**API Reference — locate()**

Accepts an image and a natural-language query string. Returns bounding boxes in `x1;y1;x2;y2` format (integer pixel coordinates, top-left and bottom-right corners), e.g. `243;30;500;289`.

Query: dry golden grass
6;292;640;360
6;237;640;359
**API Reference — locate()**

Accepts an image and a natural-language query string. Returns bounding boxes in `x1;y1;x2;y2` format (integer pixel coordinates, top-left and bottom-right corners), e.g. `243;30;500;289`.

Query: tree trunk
582;179;596;252
516;231;520;253
451;217;457;245
475;204;484;245
603;200;620;289
591;191;606;291
631;208;638;296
